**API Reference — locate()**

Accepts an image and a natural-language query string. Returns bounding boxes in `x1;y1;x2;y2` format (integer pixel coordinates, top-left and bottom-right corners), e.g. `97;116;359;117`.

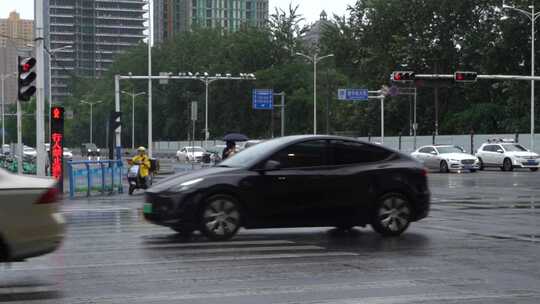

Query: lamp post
45;45;72;140
121;90;146;150
295;52;334;135
80;100;103;144
1;73;15;151
502;3;540;151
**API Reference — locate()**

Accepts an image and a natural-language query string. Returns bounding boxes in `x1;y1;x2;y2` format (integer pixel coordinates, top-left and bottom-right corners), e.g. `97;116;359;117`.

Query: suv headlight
449;159;459;162
169;178;204;192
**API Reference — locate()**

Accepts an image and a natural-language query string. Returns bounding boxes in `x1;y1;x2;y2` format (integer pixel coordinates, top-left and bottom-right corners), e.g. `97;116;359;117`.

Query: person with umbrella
222;133;248;160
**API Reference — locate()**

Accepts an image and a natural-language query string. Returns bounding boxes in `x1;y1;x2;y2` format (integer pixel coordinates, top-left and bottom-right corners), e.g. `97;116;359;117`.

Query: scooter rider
132;146;151;187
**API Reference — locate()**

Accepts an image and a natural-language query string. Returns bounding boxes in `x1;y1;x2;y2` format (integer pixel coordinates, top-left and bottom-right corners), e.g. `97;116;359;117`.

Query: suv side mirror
430;151;437;155
496;149;504;153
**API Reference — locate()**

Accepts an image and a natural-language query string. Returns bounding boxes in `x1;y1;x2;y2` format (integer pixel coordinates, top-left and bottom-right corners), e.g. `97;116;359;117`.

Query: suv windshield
186;147;204;153
503;144;528;152
436;146;463;154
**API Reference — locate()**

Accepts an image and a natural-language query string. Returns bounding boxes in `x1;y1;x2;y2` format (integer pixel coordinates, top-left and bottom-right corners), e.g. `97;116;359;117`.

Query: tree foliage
56;0;540;148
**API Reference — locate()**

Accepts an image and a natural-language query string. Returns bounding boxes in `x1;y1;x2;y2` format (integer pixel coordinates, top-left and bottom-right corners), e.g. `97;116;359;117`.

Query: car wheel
200;194;242;241
440;160;449;173
478;158;484;170
530;168;539;172
371;193;412;237
503;158;513;171
470;169;477;173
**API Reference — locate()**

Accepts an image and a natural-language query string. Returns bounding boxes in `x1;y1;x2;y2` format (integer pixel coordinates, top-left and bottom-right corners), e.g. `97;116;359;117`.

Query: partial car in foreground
144;135;430;241
411;145;480;173
0;168;65;262
475;139;540;171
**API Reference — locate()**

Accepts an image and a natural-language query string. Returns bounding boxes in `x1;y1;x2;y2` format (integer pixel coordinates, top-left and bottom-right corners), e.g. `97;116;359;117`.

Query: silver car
411;145;480;173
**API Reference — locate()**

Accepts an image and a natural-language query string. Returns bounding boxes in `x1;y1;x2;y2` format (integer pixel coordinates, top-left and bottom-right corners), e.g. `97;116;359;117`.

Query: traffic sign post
252;89;274;110
338;89;369;101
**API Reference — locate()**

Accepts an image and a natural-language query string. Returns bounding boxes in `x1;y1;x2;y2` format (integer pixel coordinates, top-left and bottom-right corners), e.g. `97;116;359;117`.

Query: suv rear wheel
371;193;412;237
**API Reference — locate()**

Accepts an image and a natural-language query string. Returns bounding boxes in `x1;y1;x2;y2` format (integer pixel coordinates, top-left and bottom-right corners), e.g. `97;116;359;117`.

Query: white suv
475;140;540;171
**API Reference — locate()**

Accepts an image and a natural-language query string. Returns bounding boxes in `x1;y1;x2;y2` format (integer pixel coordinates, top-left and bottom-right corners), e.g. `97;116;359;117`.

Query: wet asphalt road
1;170;540;303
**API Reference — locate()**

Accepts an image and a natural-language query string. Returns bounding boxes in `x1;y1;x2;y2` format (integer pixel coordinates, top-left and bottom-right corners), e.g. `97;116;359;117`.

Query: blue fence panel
68;160;124;198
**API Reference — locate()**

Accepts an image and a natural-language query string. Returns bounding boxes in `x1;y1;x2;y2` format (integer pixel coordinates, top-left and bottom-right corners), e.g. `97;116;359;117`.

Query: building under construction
47;0;147;102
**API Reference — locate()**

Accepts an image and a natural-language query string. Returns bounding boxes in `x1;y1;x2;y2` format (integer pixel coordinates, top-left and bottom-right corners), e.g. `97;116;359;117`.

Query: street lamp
121;90;146;150
80;100;103;144
502;3;540;151
1;72;16;152
295;52;334;135
45;45;72;140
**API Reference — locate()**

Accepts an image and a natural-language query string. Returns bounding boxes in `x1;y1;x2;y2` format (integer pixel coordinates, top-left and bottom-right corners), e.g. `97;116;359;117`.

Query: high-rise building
47;0;147;102
0;11;34;105
154;0;269;45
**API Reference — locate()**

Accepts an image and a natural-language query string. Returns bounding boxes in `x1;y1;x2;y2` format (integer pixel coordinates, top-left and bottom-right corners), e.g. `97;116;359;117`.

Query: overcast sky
1;0;355;24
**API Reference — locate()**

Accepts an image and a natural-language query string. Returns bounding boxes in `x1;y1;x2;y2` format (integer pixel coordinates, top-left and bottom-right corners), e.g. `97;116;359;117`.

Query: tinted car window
270;140;327;168
483;145;495;152
330;140;393;165
419;147;435;154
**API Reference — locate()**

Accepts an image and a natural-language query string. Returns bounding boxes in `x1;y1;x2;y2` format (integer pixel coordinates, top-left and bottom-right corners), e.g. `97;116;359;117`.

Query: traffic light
17;56;37;101
454;71;477;83
110;111;122;132
391;71;415;82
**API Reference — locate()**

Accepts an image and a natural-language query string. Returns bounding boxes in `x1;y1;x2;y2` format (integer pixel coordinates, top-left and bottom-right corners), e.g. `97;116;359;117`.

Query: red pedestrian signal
454;71;477;83
391;71;415;82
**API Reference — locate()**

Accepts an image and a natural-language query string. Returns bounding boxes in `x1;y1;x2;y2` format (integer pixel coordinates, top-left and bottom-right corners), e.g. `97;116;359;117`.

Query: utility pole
295;52;334;135
35;0;46;176
1;73;15;151
147;0;153;158
80;100;103;144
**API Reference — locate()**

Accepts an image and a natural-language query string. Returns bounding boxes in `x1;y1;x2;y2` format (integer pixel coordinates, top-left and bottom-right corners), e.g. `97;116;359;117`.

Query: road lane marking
5;252;358;272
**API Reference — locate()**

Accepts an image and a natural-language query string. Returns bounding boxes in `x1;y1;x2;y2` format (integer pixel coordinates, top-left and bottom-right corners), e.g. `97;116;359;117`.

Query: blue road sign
338;89;369;101
252;89;274;110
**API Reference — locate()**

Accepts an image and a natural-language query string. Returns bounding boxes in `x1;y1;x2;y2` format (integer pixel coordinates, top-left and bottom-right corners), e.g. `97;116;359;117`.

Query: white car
0;168;65;262
411;145;480;173
45;144;73;160
176;146;206;162
475;140;540;172
23;146;37;158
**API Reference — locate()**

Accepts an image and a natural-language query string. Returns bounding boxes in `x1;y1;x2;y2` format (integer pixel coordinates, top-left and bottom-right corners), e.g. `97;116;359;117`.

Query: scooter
127;164;149;195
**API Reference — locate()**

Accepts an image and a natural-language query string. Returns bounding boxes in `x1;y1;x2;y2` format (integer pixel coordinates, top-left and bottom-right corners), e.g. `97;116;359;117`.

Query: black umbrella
223;133;249;142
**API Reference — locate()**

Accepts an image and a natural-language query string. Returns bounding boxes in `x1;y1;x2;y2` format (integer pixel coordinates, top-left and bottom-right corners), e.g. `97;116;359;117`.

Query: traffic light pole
114;74;255;153
16;100;22;174
35;0;46;176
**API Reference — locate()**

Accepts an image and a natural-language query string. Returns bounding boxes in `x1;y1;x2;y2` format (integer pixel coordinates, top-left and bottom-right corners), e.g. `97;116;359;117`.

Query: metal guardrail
67;160;124;198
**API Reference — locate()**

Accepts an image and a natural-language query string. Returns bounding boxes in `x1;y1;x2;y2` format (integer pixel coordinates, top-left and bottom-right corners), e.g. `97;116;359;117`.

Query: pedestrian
222;141;236;160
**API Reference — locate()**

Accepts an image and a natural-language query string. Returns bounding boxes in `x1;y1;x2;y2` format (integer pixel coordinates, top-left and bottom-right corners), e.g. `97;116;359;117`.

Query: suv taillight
35;187;59;204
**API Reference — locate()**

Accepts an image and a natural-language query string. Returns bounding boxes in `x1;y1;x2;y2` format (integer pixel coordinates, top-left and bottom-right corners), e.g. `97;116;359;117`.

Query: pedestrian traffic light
17;56;37;101
391;71;415;82
454;71;477;83
110;111;122;132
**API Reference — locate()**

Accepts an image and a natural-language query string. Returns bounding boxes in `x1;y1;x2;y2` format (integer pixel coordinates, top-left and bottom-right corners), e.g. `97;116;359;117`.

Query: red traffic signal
18;56;37;101
454;71;477;83
391;71;415;82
